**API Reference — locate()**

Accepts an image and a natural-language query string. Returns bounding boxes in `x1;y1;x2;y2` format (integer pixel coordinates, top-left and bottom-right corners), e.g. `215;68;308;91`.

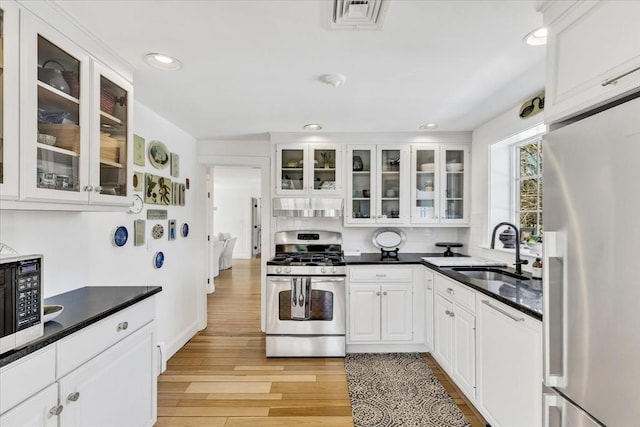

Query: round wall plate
129;194;144;214
154;251;165;269
152;224;164;239
181;223;189;237
113;226;129;247
148;140;169;169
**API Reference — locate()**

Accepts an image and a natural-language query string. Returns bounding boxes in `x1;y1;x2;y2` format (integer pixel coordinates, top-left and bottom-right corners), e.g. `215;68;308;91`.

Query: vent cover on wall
328;0;389;30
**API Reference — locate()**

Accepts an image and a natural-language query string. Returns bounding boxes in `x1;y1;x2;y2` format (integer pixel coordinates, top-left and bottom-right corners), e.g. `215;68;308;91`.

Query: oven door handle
312;277;346;283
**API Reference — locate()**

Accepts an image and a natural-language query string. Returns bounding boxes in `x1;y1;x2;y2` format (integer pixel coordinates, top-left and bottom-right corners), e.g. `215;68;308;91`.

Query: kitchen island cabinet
0;286;161;427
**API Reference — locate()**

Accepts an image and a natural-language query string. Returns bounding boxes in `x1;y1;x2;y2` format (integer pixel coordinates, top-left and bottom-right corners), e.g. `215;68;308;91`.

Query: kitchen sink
450;267;529;285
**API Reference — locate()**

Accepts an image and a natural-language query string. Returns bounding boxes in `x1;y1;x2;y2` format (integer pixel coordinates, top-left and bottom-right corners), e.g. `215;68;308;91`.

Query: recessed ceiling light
523;27;547;46
303;124;323;130
144;53;182;70
420;123;438;130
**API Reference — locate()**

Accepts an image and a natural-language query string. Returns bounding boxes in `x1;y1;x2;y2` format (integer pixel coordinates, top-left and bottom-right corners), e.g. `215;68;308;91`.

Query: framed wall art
133;134;145;166
168;219;177;241
134;219;145;246
133;172;143;191
145;173;172;205
170;153;180;177
148;140;169;169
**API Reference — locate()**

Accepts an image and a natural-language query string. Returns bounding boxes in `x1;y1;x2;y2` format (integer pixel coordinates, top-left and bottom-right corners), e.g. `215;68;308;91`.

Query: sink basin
450;267;529;285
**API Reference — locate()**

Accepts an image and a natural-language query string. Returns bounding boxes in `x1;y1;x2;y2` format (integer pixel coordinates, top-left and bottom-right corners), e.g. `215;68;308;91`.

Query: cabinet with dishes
345;144;409;225
410;144;469;225
0;2;19;200
275;143;342;195
0;6;132;208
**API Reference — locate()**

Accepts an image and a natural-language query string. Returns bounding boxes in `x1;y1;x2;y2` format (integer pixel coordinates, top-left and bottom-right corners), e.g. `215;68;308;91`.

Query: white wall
212;166;261;258
468;94;544;267
0;101;207;359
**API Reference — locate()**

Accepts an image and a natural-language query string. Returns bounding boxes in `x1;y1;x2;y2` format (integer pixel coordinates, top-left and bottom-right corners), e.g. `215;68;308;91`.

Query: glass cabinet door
442;147;468;222
348;146;375;222
278;146;305;193
412;145;439;223
36;35;82;194
92;63;131;202
310;146;338;193
378;147;403;222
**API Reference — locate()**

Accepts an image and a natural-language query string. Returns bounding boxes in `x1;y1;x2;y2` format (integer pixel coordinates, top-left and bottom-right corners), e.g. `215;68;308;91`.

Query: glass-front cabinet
410;144;469;225
275;143;341;195
346;145;408;225
0;2;19;200
19;11;131;206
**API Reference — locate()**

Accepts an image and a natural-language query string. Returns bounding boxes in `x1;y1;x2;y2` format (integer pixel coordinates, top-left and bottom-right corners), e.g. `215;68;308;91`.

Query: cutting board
421;257;507;267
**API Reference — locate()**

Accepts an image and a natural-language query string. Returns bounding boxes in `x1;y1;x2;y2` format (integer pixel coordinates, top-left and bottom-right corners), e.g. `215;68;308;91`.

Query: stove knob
275;267;282;274
331;266;337;273
321;267;327;273
284;267;292;273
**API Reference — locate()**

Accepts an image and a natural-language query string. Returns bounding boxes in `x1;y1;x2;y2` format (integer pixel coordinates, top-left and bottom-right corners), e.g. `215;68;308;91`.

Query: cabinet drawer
435;275;475;314
57;297;155;377
349;267;413;282
0;346;56;414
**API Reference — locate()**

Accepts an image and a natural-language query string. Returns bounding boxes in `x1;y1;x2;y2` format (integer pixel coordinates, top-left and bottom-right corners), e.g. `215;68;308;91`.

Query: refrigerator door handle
543;393;561;427
544;231;566;387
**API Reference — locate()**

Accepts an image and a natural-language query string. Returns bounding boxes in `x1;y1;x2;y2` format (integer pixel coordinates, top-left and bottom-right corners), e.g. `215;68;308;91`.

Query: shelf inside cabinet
446;171;464;174
381;197;400;201
36;142;79;157
37;82;80;123
100;111;123;127
282;167;303;171
314;168;336;171
100;159;125;168
381;171;400;174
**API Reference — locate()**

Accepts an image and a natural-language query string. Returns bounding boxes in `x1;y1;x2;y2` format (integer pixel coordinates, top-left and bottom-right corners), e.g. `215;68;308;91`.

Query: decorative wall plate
152;224;164;239
129;194;144;214
182;223;189;237
154;251;165;269
148;140;169;169
113;225;129;247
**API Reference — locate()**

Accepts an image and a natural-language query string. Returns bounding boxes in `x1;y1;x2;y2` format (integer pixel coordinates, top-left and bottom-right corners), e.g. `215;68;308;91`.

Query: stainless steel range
266;230;346;357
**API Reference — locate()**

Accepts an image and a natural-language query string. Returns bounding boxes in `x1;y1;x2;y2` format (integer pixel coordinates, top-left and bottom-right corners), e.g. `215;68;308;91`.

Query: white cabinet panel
380;284;413;341
275;143;342;195
348;283;381;342
0;383;58;427
451;306;475;399
433;293;453;371
424;270;435;352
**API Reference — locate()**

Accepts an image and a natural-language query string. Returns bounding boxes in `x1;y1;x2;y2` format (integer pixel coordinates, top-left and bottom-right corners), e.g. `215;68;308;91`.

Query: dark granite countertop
345;253;542;320
0;286;162;368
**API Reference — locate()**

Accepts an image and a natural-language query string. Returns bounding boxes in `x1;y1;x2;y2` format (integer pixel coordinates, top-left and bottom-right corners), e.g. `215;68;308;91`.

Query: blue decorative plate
113;226;128;247
182;223;189;237
154;251;165;269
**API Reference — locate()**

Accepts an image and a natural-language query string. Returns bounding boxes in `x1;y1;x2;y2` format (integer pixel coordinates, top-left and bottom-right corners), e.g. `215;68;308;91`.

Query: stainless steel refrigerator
543;92;640;426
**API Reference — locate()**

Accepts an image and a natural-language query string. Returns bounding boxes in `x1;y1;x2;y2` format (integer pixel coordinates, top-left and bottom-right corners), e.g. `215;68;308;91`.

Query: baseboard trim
166;321;200;359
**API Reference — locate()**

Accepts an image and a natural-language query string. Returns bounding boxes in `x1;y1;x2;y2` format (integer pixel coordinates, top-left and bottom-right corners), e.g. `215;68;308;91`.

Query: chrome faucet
490;222;528;275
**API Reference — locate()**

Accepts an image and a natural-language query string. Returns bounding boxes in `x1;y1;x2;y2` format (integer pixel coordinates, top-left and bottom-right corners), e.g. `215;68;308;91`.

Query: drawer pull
601;65;640;86
446;288;455;295
482;300;524;322
117;321;129;331
376;291;381;296
67;392;80;402
445;309;455;317
49;405;64;416
375;274;387;277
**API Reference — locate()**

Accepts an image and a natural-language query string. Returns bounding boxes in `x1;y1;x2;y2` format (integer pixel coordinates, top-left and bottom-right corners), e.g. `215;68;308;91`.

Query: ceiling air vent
328;0;389;30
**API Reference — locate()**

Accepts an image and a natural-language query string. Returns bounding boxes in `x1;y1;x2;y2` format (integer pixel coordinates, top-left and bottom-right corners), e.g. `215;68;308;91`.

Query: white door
380;283;412;341
433;294;453;371
0;384;58;427
451;305;476;400
348;284;381;342
424;271;435;352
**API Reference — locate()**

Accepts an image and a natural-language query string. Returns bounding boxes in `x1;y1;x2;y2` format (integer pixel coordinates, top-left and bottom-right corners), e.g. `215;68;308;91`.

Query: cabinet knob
117;321;129;331
67;392;80;402
49;405;64;416
94;186;102;192
445;309;455;317
83;185;93;192
376;291;381;296
446;288;455;295
383;291;387;296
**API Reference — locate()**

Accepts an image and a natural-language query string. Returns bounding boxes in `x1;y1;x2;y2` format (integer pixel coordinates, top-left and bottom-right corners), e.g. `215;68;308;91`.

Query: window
515;138;543;241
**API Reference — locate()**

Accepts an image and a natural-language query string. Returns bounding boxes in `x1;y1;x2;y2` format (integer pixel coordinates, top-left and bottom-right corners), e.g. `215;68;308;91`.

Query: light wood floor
155;258;487;427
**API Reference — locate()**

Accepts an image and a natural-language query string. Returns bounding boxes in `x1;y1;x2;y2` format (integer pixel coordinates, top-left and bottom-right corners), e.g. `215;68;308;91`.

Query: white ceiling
54;0;546;140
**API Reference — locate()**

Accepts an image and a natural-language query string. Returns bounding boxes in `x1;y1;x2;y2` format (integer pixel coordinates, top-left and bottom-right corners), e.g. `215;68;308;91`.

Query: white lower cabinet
0;298;157;427
476;297;542;427
433;276;476;401
0;383;58;427
423;270;434;352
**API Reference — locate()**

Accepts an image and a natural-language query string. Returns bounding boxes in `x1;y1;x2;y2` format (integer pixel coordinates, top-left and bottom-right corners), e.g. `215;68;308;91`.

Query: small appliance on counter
0;254;44;355
435;242;463;257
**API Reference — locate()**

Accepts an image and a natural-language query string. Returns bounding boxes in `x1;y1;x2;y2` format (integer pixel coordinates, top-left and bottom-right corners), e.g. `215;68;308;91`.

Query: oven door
266;276;345;336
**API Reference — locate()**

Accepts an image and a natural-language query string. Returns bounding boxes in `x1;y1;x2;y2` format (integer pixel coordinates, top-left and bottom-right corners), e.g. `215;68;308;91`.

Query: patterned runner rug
345;353;471;427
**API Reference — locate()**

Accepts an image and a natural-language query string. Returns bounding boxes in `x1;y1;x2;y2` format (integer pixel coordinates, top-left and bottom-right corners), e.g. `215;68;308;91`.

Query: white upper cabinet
410;144;469;225
544;0;640;123
0;1;19;200
275;143;342;196
345;144;409;225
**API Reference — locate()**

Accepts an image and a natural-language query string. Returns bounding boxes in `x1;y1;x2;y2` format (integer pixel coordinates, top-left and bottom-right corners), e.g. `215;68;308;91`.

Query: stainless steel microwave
0;255;44;355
